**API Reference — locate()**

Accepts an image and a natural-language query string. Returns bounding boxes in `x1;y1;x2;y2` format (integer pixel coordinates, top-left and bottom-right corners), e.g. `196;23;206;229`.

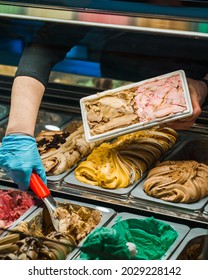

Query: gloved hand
0;134;47;191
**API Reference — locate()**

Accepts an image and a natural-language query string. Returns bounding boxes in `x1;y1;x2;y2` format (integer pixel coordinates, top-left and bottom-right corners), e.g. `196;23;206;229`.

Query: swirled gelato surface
37;123;102;175
79;217;178;260
143;160;208;203
75;127;177;189
0;203;102;260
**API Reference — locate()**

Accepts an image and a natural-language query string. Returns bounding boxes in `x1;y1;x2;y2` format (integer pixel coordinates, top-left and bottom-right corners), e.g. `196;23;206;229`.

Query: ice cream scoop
30;172;59;231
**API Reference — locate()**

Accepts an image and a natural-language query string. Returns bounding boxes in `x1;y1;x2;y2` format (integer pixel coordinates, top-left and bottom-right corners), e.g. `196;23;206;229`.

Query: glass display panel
0;1;208;19
0;15;207;84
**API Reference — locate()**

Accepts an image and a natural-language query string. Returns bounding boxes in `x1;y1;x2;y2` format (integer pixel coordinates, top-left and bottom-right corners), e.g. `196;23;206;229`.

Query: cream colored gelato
36;124;102;175
143;160;208;203
0;203;102;260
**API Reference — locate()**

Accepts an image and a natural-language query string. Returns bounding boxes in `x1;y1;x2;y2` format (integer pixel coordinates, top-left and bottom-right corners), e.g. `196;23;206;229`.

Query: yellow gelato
75;127;177;189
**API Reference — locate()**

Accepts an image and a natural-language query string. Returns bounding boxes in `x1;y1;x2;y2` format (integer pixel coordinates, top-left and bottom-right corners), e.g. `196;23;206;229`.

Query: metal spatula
30;172;59;231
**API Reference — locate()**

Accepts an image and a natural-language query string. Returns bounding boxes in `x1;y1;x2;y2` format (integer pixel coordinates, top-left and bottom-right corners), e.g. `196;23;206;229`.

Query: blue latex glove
0;134;47;191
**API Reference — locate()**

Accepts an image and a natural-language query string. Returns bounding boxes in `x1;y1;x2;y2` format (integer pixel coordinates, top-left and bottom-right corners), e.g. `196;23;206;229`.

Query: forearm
6;76;45;137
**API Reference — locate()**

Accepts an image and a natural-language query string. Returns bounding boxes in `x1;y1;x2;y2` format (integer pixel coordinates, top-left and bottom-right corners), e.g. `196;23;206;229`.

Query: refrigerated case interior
0;0;208;260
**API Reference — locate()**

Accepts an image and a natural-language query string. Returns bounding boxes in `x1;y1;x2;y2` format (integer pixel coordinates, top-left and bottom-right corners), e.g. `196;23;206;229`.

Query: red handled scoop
30;172;59;231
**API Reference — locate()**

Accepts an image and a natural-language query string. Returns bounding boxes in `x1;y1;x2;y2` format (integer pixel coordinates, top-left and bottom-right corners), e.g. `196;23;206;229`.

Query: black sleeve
15;23;90;87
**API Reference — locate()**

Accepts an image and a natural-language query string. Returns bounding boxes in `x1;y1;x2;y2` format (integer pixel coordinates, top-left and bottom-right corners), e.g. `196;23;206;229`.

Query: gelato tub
80;70;193;142
63;126;180;198
37;120;102;184
0;197;115;260
0;186;39;237
63;170;140;198
75;212;190;260
131;135;208;211
169;228;208;260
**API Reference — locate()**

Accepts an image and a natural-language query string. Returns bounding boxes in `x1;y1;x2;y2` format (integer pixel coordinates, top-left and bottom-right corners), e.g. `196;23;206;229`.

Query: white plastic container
80;70;193;142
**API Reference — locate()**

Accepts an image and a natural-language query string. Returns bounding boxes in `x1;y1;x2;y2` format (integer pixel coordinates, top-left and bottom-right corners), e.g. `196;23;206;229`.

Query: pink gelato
0;189;34;229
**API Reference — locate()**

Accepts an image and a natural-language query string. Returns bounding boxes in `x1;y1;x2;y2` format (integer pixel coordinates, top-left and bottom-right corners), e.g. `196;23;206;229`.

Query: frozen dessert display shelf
45;130;208;227
74;212;190;260
0;197;116;260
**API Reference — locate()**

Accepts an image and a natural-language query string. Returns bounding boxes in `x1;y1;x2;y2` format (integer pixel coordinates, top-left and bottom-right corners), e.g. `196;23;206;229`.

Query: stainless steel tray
46;169;73;185
203;203;208;214
5;197;116;260
131;134;208;212
130;184;208;212
0;185;40;237
74;212;190;260
169;227;208;260
63;170;141;198
62;134;187;198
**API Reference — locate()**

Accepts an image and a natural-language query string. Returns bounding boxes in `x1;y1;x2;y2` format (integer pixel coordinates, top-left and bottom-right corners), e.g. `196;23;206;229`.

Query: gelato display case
0;0;208;260
0;197;116;260
74;212;190;260
130;133;208;212
0;107;74;141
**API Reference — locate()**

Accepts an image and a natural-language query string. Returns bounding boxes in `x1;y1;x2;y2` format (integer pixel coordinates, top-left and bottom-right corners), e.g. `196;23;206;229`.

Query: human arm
0;23;89;190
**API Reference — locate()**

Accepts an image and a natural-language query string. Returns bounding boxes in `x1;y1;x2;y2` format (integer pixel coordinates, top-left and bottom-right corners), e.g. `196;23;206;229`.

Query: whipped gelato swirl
143;160;208;203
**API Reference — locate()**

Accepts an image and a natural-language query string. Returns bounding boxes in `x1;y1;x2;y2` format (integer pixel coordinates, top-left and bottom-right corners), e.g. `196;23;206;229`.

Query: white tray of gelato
74;212;190;260
80;70;193;142
169;227;208;260
0;197;115;260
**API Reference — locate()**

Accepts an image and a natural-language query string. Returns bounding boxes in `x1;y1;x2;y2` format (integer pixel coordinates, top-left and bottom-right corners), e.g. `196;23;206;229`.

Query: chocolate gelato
37;124;102;175
143;160;208;203
0;202;102;260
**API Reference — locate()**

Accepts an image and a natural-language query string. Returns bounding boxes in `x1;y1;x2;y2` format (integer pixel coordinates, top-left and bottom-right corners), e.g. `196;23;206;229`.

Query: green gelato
79;217;178;260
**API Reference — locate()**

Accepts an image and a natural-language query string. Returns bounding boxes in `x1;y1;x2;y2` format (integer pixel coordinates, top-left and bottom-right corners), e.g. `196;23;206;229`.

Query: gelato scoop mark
143;160;208;203
36;124;102;175
0;203;102;260
84;74;187;135
75;127;177;189
0;189;34;229
79;217;178;260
